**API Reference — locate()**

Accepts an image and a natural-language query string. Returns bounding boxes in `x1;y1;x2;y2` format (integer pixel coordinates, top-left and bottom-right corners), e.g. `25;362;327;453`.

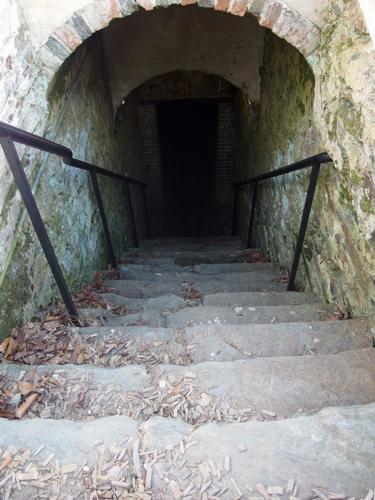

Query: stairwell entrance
157;99;218;236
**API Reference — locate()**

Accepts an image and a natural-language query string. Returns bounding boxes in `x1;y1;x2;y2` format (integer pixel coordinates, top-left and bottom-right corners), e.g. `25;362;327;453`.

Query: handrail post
287;160;321;291
232;187;238;236
0;136;79;319
247;182;258;248
142;185;152;239
90;171;117;268
125;181;139;248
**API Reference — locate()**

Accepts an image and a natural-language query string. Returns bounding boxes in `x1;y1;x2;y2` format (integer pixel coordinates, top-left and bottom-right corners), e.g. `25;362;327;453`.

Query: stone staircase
0;237;374;499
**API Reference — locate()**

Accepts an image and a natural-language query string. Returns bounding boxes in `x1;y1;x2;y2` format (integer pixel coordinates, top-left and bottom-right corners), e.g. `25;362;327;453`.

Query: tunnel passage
4;2;353;341
135;72;237;237
157;99;217;236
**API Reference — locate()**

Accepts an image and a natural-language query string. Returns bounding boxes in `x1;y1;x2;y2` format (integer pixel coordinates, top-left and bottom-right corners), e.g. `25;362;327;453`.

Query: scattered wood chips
0;435;369;499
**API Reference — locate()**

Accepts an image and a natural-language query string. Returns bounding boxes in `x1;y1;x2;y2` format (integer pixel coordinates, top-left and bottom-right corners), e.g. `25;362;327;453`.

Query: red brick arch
40;0;321;74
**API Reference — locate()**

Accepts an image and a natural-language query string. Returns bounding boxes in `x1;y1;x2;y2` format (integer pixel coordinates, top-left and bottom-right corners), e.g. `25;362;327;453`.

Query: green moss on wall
0;35;145;340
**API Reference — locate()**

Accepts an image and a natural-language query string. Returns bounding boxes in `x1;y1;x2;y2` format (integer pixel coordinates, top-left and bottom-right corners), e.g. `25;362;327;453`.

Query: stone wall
234;30;322;272
0;36;144;339
311;0;375;317
1;0;374;335
234;2;375;318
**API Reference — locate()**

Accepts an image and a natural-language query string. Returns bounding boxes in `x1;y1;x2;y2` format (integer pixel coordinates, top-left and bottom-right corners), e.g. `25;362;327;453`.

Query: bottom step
0;404;374;498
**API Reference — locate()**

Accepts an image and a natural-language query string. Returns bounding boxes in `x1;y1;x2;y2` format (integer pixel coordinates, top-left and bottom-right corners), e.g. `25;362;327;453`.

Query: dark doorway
157;99;218;236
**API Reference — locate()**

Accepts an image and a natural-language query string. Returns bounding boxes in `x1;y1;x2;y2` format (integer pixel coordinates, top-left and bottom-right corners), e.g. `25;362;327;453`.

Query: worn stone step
166;303;338;327
103;278;284;298
0;406;374;497
8;319;370;369
204;290;320;306
122;248;263;265
103;279;185;298
0;362;150;420
119;269;278;283
151;348;375;419
3;348;375;423
98;292;197;313
145;404;375;499
118;261;272;274
192;262;273;273
130;238;244;253
78;307;167;328
139;236;243;247
77;319;370;363
182;319;373;361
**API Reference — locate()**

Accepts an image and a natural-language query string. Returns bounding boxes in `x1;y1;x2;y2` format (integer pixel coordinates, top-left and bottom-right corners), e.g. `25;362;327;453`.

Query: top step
122;248;265;265
133;236;244;249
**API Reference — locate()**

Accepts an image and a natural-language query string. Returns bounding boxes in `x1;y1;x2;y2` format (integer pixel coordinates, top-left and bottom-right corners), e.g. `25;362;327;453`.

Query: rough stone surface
140;416;192;449
183;319;373;361
204;290;320;306
0;362;149;392
0;415;138;464
166;303;337;326
178;403;375;497
152;348;375;417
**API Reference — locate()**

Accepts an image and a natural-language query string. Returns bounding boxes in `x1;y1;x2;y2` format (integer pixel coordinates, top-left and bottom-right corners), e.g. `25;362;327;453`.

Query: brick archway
40;0;321;77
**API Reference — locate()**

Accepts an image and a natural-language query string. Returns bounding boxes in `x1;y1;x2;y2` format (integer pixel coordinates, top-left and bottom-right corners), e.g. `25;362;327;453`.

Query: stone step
138;236;243;247
118;261;273;274
151;348;375;419
119;269;278;283
122;248;263;265
146;404;375;499
98;292;197;313
79;307;168;328
77;319;370;363
204;290;320;306
129;239;244;253
6;320;370;369
0;362;150;420
192;262;273;273
1;405;374;497
182;319;372;362
103;278;284;298
166;303;338;327
4;349;375;424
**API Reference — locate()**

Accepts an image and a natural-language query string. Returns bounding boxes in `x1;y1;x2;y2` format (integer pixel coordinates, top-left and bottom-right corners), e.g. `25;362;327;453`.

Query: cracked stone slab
151;348;375;418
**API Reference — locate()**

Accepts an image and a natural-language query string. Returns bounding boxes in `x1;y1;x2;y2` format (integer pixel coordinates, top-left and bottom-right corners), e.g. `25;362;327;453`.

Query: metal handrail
232;153;333;291
0;121;150;319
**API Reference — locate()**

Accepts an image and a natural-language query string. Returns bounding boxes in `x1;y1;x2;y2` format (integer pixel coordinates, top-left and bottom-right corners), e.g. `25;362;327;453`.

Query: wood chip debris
0;370;278;424
0;434;364;500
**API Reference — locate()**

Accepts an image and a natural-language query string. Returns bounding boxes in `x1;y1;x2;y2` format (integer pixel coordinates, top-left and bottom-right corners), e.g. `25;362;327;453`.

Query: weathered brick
46;36;71;62
214;0;229;11
70;14;93;41
117;0;140;15
228;0;249;16
258;1;283;30
53;25;82;53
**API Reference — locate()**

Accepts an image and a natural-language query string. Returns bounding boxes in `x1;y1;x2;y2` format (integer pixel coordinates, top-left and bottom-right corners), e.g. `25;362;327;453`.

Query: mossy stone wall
0;37;144;339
